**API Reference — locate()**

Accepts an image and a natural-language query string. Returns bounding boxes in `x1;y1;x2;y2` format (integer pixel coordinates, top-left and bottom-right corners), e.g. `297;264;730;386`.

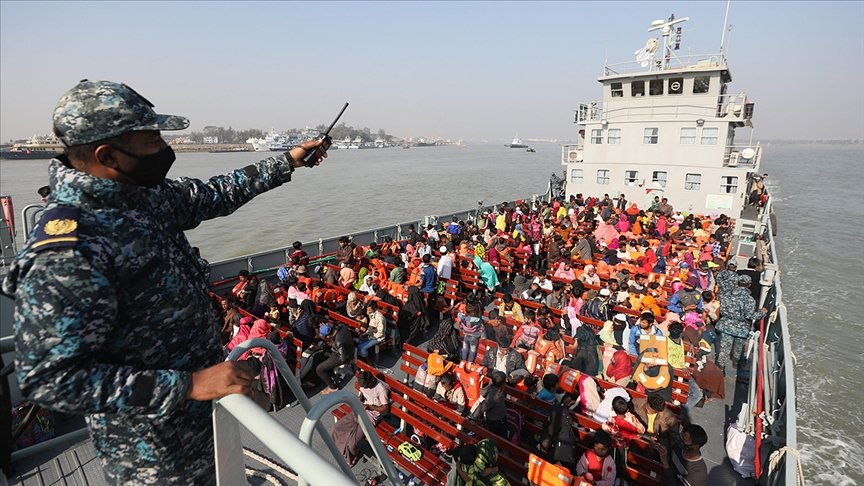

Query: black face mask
108;145;176;188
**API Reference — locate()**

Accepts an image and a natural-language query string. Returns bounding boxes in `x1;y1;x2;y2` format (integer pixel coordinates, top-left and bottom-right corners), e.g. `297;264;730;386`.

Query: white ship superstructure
563;15;760;217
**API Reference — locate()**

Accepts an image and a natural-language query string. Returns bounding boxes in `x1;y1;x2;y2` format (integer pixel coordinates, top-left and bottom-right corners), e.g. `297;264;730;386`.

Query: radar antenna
647;15;689;70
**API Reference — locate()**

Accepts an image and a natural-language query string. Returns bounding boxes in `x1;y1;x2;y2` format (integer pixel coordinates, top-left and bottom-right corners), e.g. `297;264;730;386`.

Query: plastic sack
725;423;756;478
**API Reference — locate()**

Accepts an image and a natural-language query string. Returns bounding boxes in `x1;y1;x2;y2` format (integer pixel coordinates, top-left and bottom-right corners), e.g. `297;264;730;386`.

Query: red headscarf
606;348;633;382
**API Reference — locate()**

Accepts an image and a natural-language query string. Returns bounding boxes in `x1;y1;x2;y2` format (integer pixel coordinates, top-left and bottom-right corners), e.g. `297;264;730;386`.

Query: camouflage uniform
2;80;299;484
715;276;766;369
715;268;739;294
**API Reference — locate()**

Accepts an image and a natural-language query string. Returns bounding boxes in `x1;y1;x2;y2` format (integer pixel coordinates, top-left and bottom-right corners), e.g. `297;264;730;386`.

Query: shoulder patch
32;206;80;251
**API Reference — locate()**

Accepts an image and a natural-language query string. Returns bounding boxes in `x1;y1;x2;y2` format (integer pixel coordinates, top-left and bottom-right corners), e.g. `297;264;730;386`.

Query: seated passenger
655;424;709;486
434;373;466;414
536;373;560;404
330;371;390;467
451;439;508;486
498;293;525;323
469;371;508;437
313;323;355;395
358;301;387;361
480;334;529;385
576;430;616;486
634;393;680;453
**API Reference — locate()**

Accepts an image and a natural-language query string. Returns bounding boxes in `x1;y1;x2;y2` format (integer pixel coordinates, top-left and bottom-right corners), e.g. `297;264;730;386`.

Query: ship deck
9;328;757;486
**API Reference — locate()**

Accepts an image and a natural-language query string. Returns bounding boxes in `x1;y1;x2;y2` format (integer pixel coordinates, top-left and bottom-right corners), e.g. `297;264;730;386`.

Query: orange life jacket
453;362;485;408
632;334;672;392
527;453;575;486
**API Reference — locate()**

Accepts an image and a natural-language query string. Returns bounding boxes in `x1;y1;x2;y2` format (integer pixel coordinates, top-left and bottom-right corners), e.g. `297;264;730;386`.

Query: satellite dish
741;147;756;159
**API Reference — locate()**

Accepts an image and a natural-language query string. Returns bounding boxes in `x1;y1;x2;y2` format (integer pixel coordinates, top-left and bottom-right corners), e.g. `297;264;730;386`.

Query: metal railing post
296;391;401;486
225;339;355;478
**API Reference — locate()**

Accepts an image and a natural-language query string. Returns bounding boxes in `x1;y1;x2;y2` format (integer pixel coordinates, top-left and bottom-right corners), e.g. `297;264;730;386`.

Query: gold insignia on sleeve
44;219;78;236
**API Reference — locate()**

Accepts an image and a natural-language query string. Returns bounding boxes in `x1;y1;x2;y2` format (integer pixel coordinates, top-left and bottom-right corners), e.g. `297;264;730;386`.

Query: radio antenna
720;0;731;53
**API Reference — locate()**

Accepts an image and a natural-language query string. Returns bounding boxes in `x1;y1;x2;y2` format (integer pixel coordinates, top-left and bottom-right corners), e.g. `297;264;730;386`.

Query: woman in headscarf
292;300;318;347
427;316;460;358
577;374;602;416
473;255;500;291
346;292;368;324
358;274;376;295
580;265;601;286
398;286;429;346
226;316;255;360
614;213;630;233
603;348;633;386
566;325;600;376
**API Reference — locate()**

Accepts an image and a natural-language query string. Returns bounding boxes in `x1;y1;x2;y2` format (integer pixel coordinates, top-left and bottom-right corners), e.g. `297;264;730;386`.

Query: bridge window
701;127;719;145
721;175;738;193
624;170;639;186
611;82;623;97
643;127;659;144
680;127;696;144
685;173;702;191
668;77;684;95
631;81;645;97
597;169;610;185
693;76;710;94
591;129;603;144
571;169;583;183
652;171;667;187
649;79;664;96
608;129;621;144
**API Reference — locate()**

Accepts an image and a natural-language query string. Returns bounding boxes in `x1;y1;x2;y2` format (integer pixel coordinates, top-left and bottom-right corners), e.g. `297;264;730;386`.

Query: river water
1;142;862;484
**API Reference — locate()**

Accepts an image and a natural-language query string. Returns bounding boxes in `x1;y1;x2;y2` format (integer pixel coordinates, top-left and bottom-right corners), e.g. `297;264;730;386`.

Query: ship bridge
562;16;762;217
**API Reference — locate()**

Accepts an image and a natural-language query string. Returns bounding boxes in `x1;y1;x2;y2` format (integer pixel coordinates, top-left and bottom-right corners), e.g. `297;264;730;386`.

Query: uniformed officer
716;274;767;371
2;80;327;484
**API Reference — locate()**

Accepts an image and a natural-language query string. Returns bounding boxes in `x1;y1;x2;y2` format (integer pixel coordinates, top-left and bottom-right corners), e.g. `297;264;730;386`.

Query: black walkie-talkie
303;102;349;167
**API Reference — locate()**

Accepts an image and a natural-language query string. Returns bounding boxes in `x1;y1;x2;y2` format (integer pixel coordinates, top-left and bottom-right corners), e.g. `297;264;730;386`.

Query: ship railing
718;93;755;121
574;102;603;124
723;143;761;167
219;339;400;486
602;52;726;76
750;193;802;485
599;103;732;122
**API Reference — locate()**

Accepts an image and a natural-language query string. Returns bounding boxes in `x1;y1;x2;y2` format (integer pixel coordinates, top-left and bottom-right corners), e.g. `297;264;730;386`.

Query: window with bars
721;175;738;193
643;128;659;144
597;169;610;185
685;173;702;191
591;129;603;144
570;168;583;183
652;171;667;187
607;129;621;144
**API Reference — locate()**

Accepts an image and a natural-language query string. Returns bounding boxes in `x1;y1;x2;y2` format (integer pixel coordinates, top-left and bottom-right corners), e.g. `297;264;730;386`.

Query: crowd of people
216;191;770;486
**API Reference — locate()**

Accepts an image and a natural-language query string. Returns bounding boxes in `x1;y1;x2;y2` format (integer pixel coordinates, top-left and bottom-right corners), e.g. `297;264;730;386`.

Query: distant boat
508;135;529;148
526;147;536;153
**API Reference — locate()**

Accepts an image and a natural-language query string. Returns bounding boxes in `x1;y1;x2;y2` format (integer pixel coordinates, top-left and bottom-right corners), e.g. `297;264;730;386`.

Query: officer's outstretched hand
187;361;256;401
287;139;328;168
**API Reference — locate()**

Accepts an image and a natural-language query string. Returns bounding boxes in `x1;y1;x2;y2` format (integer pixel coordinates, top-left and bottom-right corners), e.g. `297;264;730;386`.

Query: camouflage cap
53;79;189;147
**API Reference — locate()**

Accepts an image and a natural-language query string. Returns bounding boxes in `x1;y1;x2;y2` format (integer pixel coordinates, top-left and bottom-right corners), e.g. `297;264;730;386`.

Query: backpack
11;401;55;450
504;408;524;444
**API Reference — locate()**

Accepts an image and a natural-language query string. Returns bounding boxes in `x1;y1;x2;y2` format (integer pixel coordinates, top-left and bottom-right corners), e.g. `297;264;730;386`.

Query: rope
243;447;298;485
766;446;804;486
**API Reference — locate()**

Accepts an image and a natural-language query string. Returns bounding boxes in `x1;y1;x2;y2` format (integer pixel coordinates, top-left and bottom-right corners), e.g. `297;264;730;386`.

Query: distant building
203;136;219;144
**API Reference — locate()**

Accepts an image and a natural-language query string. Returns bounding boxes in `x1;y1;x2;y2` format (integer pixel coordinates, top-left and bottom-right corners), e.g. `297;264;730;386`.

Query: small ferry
509;135;529;148
1;13;799;486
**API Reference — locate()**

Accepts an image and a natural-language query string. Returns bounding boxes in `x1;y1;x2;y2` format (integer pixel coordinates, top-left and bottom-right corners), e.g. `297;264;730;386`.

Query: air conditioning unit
567;150;584;163
728;152;740;167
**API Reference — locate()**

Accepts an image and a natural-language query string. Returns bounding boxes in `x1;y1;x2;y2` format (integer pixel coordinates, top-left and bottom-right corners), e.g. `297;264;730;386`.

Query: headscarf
227;317;255;359
473;255;500;290
593;387;630;423
578;374;602;416
249;318;272;341
606;348;633;381
682;311;703;330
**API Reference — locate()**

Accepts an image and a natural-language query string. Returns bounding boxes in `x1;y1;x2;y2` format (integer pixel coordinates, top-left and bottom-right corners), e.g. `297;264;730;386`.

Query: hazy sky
1;1;862;142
